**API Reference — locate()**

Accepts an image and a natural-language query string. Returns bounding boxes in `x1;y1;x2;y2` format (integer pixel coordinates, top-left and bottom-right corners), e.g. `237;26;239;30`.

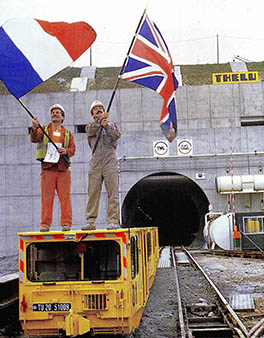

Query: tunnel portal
121;172;209;246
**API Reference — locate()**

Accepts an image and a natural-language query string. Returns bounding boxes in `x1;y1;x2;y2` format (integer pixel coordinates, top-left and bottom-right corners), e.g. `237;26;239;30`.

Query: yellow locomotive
18;227;159;337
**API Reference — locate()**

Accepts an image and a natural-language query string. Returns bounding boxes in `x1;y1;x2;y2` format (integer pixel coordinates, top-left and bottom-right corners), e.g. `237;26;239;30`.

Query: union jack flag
121;14;178;142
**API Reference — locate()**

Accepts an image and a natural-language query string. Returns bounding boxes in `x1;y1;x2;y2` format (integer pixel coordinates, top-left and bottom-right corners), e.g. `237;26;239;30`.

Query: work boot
81;224;96;230
62;225;71;231
107;223;121;229
40;225;49;232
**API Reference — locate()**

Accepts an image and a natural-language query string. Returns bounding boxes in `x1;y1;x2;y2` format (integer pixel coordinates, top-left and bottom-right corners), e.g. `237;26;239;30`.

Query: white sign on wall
177;139;193;156
153;140;169;157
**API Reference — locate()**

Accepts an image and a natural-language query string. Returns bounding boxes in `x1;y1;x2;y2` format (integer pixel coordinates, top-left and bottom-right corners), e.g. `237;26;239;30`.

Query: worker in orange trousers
30;104;76;232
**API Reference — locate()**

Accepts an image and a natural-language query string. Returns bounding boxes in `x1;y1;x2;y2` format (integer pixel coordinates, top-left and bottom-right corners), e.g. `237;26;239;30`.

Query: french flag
0;18;96;98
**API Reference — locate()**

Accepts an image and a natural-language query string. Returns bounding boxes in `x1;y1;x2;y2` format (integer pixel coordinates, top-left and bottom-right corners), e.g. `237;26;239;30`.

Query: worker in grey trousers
82;100;121;230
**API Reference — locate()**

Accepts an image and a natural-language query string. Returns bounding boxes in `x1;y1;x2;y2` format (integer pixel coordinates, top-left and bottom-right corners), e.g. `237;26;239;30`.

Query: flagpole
106;7;148;112
92;7;148;154
17;98;69;164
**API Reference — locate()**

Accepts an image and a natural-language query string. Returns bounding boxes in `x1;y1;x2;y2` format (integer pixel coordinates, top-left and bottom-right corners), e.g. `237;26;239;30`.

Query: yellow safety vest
36;125;70;164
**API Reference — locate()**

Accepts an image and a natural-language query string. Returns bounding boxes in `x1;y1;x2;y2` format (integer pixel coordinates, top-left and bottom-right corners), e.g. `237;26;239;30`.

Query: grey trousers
85;170;119;225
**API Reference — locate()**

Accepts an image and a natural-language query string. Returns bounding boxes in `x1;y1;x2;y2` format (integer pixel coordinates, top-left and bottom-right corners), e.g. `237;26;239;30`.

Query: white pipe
119;151;264;161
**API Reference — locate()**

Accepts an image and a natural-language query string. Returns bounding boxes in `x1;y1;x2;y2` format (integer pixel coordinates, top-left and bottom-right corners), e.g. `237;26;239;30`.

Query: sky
1;0;264;68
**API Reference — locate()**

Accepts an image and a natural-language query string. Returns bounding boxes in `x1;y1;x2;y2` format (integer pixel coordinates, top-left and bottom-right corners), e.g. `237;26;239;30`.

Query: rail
171;246;188;338
182;247;248;337
171;246;264;337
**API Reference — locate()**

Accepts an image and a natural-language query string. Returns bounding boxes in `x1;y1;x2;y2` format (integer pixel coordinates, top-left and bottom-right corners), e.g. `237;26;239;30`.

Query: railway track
2;248;264;337
0;273;21;337
172;247;264;338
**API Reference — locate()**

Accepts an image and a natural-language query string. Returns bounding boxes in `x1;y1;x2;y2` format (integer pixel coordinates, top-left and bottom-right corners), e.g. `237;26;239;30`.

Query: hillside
0;62;264;95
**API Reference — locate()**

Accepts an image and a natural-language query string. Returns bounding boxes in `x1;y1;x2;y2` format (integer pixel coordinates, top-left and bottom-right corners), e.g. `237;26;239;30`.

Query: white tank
216;176;242;192
204;213;233;250
254;175;264;190
216;174;264;193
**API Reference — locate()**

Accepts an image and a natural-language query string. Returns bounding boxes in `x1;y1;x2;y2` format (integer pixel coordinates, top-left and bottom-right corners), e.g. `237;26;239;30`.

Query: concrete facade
1;82;264;255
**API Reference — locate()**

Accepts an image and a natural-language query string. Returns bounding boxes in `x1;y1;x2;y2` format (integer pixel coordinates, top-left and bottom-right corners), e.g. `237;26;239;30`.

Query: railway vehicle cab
18;227;159;337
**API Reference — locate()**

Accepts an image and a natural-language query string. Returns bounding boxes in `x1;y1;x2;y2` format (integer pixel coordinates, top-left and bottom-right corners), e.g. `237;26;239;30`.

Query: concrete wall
1;82;264;256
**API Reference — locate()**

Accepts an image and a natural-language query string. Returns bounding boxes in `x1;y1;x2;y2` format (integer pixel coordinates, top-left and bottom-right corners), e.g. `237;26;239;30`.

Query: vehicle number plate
32;303;71;312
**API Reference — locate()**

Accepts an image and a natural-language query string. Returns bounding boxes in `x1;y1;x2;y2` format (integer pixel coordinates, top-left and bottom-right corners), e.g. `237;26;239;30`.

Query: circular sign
177;139;193;155
153;140;169;157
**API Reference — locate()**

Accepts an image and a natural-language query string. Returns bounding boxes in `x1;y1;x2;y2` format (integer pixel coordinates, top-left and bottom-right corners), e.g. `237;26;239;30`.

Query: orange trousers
40;168;72;228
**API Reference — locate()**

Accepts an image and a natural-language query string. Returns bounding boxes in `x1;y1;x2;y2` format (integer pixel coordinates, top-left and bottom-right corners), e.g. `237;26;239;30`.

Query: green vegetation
181;63;231;85
1;61;264;95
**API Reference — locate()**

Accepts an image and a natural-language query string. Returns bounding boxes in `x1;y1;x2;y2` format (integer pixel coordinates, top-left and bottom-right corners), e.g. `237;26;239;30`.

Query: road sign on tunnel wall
153;140;169;157
177;139;193;156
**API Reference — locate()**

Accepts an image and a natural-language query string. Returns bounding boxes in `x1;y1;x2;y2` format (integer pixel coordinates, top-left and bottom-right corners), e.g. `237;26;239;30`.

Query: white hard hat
90;100;105;113
50;103;65;115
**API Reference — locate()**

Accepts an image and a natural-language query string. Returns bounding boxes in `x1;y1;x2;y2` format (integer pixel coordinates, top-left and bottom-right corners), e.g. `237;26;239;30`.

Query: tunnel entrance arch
121;172;209;246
